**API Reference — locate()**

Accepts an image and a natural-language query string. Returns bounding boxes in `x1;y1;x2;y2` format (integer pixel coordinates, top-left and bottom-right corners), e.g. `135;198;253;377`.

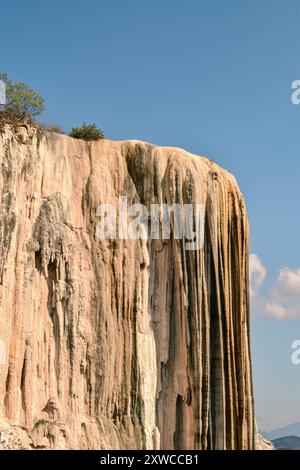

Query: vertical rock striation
0;124;254;449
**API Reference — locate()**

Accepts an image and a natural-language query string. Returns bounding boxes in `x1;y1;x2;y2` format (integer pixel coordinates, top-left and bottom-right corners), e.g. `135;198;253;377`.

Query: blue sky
1;0;300;430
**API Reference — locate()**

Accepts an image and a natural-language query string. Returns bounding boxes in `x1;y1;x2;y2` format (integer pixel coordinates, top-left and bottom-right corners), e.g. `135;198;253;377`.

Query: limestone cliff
0;124;255;449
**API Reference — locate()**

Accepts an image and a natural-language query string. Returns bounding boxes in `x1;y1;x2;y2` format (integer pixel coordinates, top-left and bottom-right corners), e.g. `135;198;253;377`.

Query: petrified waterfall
0;124;254;449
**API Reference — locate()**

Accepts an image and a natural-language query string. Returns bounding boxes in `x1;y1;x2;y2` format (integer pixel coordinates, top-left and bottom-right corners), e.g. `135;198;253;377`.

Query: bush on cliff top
0;72;45;121
0;73;104;140
70;122;104;141
37;122;65;134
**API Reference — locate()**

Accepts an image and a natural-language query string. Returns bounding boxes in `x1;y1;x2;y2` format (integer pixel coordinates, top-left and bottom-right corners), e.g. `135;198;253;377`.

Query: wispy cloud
265;267;300;319
249;254;267;299
249;255;300;320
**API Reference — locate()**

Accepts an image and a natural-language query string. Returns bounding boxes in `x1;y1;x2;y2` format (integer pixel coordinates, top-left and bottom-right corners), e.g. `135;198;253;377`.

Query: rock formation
256;433;275;450
0;124;255;449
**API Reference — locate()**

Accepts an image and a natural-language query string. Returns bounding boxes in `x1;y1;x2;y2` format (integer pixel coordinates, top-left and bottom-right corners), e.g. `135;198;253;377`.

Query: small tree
70;122;104;141
0;72;45;120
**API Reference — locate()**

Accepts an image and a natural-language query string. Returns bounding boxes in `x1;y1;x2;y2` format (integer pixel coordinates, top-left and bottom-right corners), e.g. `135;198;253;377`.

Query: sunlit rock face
0;124;254;449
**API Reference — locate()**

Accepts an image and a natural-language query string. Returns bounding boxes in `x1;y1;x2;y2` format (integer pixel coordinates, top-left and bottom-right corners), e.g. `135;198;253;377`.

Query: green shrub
70;122;104;141
0;72;45;120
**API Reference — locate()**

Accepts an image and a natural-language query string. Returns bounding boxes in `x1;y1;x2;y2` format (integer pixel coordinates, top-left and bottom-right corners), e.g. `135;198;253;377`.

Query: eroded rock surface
256;433;275;451
0;124;254;449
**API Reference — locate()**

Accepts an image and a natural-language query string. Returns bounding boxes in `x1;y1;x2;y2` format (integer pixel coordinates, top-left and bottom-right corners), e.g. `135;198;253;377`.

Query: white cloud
264;301;287;319
249;254;300;320
265;267;300;319
249;254;267;299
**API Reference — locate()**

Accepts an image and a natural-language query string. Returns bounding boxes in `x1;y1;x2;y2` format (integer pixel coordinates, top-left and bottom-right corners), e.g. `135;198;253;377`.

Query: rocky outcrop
0;124;254;449
0;415;32;449
256;433;275;451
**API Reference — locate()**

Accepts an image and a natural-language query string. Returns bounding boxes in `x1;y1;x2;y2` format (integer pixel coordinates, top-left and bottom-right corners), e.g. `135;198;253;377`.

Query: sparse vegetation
70;122;104;141
0;73;105;140
0;72;45;121
37;122;64;134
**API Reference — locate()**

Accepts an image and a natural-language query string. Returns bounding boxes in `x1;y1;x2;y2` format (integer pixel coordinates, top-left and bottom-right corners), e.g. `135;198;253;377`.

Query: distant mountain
263;422;300;440
272;435;300;450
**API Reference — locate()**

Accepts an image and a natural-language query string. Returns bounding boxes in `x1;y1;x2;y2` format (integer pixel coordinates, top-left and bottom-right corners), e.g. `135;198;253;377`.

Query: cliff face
0;124;254;449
